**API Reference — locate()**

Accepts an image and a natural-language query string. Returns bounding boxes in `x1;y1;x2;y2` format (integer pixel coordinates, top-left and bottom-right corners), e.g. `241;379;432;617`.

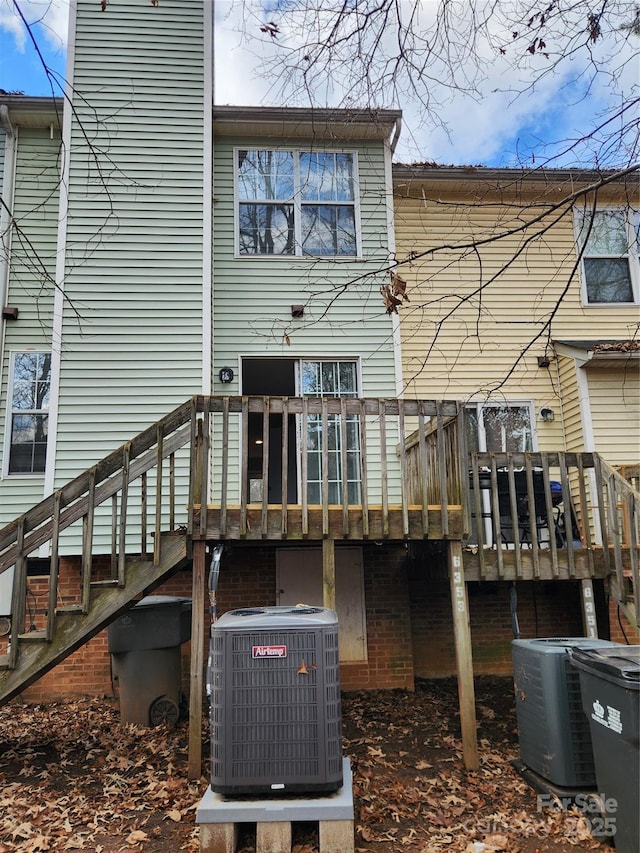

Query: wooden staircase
0;399;197;706
0;534;189;704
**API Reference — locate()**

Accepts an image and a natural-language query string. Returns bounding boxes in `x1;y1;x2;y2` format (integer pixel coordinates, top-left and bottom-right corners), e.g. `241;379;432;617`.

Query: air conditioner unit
209;605;342;796
512;637;618;787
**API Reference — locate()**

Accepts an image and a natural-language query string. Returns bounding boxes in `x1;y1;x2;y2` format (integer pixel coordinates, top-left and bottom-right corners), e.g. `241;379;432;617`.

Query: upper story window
6;352;51;475
237;150;358;257
576;208;639;304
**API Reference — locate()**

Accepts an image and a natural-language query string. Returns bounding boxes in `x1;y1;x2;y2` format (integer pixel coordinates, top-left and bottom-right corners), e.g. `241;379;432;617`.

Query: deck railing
191;396;463;540
1;398;636;668
469;451;639;626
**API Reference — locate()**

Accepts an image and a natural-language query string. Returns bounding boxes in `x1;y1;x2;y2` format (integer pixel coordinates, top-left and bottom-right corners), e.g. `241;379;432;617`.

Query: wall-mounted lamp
540;407;555;422
2;306;19;321
218;366;234;384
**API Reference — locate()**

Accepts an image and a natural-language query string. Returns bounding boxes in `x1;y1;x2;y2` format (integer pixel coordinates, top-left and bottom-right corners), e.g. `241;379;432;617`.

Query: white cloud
213;0;638;166
0;0;69;53
2;0;635;167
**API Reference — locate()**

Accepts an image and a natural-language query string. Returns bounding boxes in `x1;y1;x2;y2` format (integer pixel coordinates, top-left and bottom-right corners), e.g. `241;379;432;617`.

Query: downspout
389;115;402;157
0;105;17;469
385;115;403;398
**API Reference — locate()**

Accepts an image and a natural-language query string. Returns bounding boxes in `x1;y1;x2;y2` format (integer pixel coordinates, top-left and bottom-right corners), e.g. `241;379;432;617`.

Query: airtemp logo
252;645;287;659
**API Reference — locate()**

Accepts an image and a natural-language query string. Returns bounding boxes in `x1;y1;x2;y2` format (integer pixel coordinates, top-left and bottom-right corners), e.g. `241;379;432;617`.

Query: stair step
56;604;84;613
18;630;48;642
90;579;120;588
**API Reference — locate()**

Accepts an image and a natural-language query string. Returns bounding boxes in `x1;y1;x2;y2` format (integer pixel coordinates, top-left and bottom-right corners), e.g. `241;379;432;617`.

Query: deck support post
188;539;207;780
448;540;479;771
322;539;336;611
580;578;598;639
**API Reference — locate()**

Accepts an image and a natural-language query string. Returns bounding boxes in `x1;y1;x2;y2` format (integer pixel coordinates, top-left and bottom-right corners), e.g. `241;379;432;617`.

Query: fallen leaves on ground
0;678;615;852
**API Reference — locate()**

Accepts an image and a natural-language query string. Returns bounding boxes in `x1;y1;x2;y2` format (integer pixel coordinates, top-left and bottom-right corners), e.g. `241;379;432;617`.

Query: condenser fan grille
209;606;342;795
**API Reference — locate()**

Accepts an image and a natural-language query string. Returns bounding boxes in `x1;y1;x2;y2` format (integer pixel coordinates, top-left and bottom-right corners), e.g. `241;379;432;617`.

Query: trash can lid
570;645;640;684
134;595;191;608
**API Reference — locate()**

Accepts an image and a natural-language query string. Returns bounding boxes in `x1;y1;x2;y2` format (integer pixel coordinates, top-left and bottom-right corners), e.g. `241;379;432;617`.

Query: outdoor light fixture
540;407;555;422
2;306;18;321
291;304;304;318
218;367;234;384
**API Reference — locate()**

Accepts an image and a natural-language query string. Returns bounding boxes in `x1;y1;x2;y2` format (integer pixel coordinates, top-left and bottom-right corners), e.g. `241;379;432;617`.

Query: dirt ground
0;677;615;852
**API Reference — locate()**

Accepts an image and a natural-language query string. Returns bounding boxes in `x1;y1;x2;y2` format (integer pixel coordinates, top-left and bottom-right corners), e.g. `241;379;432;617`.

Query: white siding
53;0;207;497
0;127;60;524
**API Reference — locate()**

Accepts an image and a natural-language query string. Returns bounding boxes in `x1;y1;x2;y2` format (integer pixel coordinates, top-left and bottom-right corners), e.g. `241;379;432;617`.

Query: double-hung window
575;208;639;304
237;149;358;256
6;352;51;475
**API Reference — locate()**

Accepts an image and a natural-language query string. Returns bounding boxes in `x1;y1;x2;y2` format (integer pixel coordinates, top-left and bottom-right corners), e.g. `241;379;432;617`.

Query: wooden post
448;540;479;771
322;538;336;611
580;578;598;639
188;539;207;780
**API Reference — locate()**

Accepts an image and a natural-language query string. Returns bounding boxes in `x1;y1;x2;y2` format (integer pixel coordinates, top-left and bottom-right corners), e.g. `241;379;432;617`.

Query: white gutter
0;105;17;467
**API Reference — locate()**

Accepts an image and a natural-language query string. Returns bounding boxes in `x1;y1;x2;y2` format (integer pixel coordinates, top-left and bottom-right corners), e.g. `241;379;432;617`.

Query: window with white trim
466;403;534;453
6;352;51;474
576;208;639;304
237;149;358;256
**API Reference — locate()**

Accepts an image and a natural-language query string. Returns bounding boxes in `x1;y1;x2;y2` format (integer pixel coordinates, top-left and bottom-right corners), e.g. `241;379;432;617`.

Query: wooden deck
192;504;464;541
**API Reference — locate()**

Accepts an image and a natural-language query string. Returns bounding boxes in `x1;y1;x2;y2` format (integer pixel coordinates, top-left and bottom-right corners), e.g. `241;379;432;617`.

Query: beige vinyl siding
557;354;584;453
53;0;205;526
394;185;637;451
587;366;640;466
213;135;399;502
0;127;60;524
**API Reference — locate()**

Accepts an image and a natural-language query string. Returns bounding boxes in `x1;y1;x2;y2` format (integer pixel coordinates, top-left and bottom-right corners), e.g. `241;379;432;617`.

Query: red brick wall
13;543;626;704
16;542;414;703
607;594;639;644
409;566;610;678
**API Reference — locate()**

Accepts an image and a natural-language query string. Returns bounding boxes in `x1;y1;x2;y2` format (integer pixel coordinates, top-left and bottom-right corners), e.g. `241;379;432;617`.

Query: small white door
276;547;367;662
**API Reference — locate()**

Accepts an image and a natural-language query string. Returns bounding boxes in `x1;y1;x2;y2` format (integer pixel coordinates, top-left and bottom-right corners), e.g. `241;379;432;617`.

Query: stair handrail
0;398;195;574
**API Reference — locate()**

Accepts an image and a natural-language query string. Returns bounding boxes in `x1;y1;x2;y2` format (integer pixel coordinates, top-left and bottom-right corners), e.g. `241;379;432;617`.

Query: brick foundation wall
408;552;612;678
11;542;630;704
607;594;639;644
15;542;414;703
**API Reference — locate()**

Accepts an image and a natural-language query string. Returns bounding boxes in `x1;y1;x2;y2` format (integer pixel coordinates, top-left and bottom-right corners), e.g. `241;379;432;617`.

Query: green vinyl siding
212;134;400;502
0;127;61;524
54;0;206;496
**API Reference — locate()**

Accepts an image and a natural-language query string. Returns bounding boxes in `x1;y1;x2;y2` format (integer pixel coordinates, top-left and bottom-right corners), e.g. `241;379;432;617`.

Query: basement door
276;547;367;662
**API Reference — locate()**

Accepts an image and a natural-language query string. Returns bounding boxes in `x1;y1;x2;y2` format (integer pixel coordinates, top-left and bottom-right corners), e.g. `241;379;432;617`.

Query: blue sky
1;0;637;167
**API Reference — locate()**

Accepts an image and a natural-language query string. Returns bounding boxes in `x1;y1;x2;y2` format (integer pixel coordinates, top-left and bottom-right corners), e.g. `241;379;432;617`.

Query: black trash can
108;596;192;726
570;645;640;853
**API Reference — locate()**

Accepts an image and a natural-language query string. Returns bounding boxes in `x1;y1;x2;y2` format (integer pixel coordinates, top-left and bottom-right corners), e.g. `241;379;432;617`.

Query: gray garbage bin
570;645;640;853
108;595;192;726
